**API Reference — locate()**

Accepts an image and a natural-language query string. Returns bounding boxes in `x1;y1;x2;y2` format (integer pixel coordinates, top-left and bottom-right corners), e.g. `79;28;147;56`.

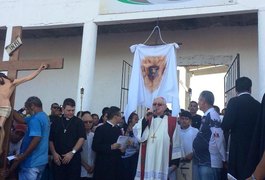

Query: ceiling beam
178;55;233;66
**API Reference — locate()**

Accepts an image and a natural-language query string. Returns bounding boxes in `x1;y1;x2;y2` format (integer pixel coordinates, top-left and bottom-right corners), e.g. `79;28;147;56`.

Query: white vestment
81;132;96;178
133;115;183;180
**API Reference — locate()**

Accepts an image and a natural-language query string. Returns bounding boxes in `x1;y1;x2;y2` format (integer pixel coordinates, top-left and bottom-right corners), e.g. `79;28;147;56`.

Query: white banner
100;0;235;15
124;43;180;121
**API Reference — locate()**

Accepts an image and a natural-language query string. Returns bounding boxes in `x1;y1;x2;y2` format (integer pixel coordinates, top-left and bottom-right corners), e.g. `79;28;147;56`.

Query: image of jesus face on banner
141;56;166;92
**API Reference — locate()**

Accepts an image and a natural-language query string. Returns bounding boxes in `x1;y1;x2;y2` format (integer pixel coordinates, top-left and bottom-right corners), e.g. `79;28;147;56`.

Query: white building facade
0;0;264;114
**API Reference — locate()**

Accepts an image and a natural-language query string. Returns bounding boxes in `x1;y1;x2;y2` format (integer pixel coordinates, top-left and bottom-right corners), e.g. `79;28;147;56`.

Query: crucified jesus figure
0;63;48;155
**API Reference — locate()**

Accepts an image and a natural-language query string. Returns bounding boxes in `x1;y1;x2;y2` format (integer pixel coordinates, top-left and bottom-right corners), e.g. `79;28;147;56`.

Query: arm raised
12;63;48;86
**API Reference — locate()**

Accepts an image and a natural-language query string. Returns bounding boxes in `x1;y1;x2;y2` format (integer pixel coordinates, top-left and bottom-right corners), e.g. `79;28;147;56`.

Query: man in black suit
246;93;265;180
92;106;124;180
221;77;261;180
49;98;86;180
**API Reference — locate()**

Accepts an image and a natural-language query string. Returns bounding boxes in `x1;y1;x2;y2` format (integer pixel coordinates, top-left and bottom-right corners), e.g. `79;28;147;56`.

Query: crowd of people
0;67;265;180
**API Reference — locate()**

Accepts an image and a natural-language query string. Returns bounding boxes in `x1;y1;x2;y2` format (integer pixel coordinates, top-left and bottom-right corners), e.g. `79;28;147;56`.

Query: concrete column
2;26;13;61
185;71;192;109
76;22;98;112
258;9;265;100
178;67;187;109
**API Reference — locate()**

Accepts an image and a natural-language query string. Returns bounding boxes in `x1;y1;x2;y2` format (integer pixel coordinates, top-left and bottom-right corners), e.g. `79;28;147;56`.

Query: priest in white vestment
133;97;183;180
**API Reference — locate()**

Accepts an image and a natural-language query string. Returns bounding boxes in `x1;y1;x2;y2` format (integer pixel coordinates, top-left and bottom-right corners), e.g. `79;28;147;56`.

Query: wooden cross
0;26;64;179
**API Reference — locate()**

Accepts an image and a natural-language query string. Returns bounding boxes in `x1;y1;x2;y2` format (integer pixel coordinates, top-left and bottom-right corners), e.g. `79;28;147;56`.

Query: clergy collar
153;114;164;119
63;115;73;121
107;121;115;127
237;92;251;97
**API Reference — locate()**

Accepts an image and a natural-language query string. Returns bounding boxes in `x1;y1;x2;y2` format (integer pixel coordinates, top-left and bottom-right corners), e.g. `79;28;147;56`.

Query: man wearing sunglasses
49;103;61;124
133;97;182;180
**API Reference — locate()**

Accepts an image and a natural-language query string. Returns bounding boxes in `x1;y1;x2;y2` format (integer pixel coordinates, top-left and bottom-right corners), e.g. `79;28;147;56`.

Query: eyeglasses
52;106;60;109
84;121;94;124
152;103;164;106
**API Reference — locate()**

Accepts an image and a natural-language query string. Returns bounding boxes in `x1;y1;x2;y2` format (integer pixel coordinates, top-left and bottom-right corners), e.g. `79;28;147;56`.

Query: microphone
146;109;154;116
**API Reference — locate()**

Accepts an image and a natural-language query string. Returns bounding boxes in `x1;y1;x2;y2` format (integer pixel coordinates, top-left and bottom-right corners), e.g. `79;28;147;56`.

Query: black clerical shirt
49;115;86;155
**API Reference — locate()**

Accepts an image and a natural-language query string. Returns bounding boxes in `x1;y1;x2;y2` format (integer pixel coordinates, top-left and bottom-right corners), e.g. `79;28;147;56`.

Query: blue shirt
20;112;50;168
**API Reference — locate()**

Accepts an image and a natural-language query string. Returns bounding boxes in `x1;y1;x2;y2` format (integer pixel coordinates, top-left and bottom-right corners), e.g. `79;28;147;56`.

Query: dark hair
81;111;91;118
91;113;99;118
235;77;252;93
179;110;192;119
128;112;138;125
51;103;59;108
200;90;214;106
25;96;42;108
102;107;109;115
0;73;8;78
107;106;120;120
77;111;91;118
0;73;12;85
189;101;198;106
63;98;75;108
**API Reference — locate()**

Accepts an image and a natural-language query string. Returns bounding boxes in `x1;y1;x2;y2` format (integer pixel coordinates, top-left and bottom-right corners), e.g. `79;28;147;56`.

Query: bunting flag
124;43;180;121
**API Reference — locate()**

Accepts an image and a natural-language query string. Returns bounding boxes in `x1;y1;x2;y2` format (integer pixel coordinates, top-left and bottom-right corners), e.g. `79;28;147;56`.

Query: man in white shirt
178;110;198;180
80;112;96;180
179;110;199;160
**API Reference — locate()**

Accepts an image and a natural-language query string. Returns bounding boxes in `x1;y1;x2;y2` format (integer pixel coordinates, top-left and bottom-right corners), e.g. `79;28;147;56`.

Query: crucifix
0;26;64;180
151;134;156;143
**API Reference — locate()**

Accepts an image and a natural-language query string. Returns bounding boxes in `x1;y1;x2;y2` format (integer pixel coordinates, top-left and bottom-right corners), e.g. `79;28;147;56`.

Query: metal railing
120;60;145;118
120;60;132;114
224;53;240;106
